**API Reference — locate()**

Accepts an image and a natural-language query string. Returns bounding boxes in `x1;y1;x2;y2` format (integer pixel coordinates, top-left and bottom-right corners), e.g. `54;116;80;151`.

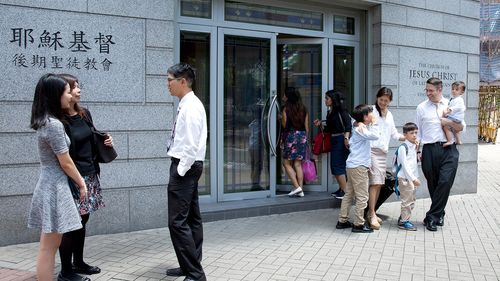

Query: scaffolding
480;0;500;143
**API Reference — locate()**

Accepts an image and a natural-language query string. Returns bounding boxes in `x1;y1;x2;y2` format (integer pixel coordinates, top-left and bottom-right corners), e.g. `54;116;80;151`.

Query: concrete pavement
1;143;499;281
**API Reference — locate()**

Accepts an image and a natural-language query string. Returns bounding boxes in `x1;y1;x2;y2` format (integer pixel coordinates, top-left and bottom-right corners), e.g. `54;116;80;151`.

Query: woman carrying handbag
313;90;352;199
57;74;114;281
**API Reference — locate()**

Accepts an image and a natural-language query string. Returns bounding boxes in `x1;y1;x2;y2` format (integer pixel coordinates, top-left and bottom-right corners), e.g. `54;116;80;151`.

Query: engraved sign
1;6;145;102
399;48;467;106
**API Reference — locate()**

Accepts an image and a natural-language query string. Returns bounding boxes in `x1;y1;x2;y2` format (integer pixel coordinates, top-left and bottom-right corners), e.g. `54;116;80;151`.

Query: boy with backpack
394;122;421;231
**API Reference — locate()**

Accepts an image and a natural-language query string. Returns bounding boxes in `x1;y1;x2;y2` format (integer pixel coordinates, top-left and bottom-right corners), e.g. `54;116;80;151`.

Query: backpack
392;143;408;197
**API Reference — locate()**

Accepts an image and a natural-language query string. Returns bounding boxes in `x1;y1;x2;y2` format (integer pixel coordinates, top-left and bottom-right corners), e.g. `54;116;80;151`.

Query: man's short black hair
167;63;195;88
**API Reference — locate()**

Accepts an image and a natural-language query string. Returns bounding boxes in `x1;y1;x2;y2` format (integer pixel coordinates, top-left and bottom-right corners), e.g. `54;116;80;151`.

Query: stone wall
0;0;176;246
369;0;480;198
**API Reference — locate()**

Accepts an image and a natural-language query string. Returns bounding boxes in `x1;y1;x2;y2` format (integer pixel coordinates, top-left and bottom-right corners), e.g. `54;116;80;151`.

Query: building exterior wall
369;0;480;198
0;0;479;245
0;0;177;246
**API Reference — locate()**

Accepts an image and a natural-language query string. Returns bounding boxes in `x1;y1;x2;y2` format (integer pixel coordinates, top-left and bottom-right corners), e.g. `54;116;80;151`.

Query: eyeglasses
167;77;182;83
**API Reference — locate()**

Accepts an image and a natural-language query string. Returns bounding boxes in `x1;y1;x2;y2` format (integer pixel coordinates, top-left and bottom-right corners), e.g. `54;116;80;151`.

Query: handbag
302;146;317;183
68;178;80;200
92;127;117;163
312;126;331;155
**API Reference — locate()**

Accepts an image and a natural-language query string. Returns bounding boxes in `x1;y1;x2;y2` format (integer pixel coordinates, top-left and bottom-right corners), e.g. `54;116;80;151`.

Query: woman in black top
314;90;352;199
57;74;113;281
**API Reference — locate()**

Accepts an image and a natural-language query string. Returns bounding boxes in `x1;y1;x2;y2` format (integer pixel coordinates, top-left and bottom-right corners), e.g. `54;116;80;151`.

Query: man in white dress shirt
416;77;459;232
165;63;207;281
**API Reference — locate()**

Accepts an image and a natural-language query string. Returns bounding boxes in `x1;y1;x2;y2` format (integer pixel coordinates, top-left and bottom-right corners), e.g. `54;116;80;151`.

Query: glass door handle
267;94;279;157
261;96;270;151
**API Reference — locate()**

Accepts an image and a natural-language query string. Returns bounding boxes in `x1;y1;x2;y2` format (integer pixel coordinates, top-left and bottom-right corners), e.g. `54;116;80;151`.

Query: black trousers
421;142;459;222
168;158;205;280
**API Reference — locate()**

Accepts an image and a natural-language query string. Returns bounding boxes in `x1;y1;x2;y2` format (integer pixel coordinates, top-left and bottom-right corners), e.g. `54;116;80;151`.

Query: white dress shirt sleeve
177;109;204;177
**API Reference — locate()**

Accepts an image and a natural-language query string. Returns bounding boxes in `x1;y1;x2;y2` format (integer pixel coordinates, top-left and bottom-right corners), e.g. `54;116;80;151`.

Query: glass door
217;28;277;201
329;39;361;112
276;38;328;193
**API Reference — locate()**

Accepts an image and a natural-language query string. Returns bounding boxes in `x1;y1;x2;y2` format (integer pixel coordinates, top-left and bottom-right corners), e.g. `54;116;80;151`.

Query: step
200;192;342;222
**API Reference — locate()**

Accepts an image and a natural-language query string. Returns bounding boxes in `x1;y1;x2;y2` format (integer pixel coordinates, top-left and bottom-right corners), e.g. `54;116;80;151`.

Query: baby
441;81;466;147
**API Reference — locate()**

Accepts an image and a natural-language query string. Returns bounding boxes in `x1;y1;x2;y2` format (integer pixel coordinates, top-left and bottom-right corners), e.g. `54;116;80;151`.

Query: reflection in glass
224;35;270;193
225;1;323;31
278;44;322;189
334;15;355;35
180;31;211;195
181;0;212;19
334;46;355;111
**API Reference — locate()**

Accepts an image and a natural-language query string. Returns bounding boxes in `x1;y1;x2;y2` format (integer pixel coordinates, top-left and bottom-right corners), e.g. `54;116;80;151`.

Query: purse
68;178;80;200
302;146;317;183
92;127;117;163
312;125;331;155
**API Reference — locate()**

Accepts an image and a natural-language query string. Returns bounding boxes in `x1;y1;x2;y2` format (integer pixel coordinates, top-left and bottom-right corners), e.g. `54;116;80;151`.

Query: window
181;0;212;19
334;15;355;35
225;1;323;31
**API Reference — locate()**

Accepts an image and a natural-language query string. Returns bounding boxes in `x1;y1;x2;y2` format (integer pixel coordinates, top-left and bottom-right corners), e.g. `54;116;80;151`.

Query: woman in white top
367;87;405;230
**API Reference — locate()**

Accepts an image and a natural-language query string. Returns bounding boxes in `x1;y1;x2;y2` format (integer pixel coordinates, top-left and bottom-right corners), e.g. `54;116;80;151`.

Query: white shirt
416;98;449;144
447;95;466;122
346;124;379;168
371;105;403;153
167;91;207;176
396;140;419;182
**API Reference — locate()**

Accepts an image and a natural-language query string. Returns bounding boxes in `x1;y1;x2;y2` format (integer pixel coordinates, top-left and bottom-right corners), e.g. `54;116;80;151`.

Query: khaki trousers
339;166;369;226
398;178;416;221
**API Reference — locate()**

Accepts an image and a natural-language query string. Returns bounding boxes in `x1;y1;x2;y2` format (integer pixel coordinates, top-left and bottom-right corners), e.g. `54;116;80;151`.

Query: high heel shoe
288;187;303;196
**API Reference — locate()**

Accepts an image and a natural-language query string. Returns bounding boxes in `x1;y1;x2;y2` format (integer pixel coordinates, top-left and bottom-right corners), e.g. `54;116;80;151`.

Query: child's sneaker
398;220;417;231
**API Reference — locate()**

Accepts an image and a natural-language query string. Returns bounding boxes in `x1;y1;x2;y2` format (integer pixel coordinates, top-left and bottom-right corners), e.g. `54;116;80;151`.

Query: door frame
177;24;218;204
216;28;278;201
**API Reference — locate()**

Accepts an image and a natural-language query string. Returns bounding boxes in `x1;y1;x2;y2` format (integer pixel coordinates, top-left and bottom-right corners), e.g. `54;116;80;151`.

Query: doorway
180;28;360;202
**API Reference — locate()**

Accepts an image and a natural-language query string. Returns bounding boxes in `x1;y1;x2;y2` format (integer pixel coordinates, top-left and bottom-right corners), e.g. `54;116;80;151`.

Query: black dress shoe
72;263;101;275
352;224;373;233
57;272;91;281
336;220;353;229
166;267;185;277
423;217;437;231
437;216;444;226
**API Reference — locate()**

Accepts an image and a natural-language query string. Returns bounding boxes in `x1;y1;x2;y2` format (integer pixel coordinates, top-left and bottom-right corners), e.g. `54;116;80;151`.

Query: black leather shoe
352;224;373;233
423;217;437;231
336;220;353;229
57;272;91;281
72;263;101;275
166;267;185;277
437;216;444;226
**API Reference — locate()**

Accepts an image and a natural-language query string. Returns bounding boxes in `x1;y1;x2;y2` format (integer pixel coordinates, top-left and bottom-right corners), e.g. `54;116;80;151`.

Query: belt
171;157;203;164
331;133;343;137
424;141;451;146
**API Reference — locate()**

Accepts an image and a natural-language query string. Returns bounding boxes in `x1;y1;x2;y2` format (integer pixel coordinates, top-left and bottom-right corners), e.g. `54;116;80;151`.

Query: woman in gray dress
28;74;87;281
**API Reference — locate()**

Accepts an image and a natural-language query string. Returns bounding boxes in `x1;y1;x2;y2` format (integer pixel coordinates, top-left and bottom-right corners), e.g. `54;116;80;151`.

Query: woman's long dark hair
59;73;87;119
284;87;307;129
325;89;346;113
30;74;69;130
375;87;393;117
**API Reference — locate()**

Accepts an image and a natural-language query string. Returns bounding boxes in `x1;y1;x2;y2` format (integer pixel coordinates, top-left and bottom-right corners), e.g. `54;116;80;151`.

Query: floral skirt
282;130;308;160
76;173;105;215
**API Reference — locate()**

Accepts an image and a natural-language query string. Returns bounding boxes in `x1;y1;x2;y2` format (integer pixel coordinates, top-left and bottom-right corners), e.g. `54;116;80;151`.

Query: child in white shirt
441;81;466;147
394;122;421;231
336;104;379;233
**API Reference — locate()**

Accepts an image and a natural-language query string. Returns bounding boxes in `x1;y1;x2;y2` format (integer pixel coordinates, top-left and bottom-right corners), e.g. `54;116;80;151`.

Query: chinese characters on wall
9;28;115;72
